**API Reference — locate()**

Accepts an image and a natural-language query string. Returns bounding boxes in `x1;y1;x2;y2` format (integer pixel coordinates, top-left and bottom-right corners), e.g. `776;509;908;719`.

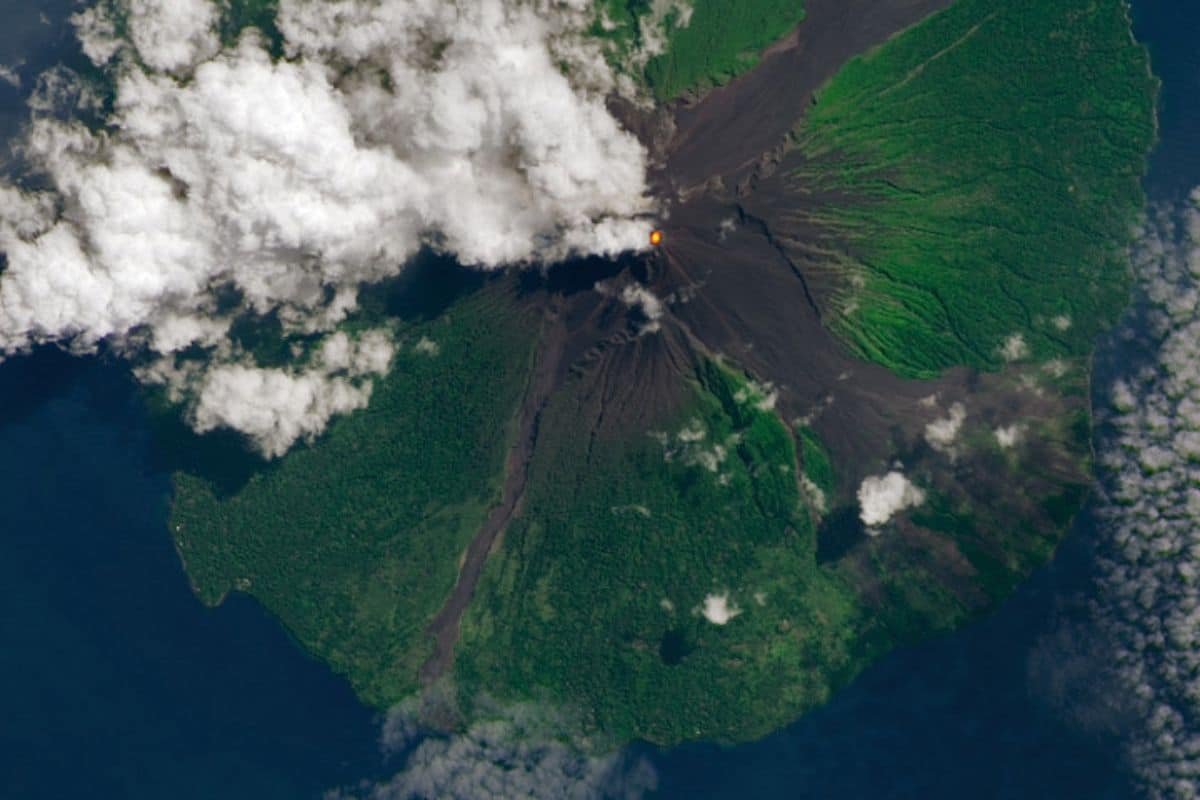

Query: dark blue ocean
0;2;1196;797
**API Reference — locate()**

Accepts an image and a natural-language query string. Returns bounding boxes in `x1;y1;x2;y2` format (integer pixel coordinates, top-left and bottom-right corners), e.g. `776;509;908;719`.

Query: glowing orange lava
649;229;663;247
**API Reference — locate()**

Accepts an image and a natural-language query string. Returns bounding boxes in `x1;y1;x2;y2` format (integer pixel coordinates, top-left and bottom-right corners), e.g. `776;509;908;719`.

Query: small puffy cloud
924;401;966;454
717;216;737;242
0;63;21;89
413;336;440;357
1042;358;1070;378
1052;314;1072;331
655;417;733;474
619;284;664;334
734;379;778;411
999;333;1030;362
699;592;740;625
176;328;394;457
993;424;1022;449
857;470;926;528
1;0;655;457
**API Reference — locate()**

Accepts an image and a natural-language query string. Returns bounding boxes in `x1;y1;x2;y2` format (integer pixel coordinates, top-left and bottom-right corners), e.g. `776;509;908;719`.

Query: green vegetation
591;0;806;101
798;425;835;499
456;361;864;745
169;285;536;706
162;0;1153;748
794;0;1156;377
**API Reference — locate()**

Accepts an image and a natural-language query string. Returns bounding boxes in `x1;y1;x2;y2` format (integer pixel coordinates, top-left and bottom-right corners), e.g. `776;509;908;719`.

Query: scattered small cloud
999;333;1030;362
619;285;665;334
924;401;966;455
993;424;1022;449
717;216;737;242
857;470;925;529
699;592;741;625
656;418;732;473
734;379;777;411
0;63;21;89
413;336;440;357
1042;358;1070;378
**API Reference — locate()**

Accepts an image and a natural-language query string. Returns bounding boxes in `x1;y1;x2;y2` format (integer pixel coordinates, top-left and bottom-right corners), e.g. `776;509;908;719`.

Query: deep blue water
0;1;1196;798
0;354;385;799
0;9;383;797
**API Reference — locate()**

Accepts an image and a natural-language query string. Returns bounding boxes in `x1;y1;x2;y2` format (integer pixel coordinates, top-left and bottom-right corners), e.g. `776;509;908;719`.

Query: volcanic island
169;0;1158;746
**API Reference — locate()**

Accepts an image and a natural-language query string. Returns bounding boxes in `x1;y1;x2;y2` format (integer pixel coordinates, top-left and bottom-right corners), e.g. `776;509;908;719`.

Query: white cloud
125;0;221;72
173;327;394;457
333;701;657;800
1042;358;1070;378
800;474;827;514
619;284;664;334
999;332;1030;362
734;379;777;411
0;0;654;456
717;216;737;242
71;5;121;66
699;592;740;625
924;401;966;454
413;336;440;357
1087;191;1200;799
993;424;1022;449
0;63;21;89
857;470;925;528
624;0;694;73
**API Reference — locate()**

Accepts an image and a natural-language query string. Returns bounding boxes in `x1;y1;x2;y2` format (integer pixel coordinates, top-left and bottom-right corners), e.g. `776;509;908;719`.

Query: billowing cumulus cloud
1089;190;1200;799
0;0;654;456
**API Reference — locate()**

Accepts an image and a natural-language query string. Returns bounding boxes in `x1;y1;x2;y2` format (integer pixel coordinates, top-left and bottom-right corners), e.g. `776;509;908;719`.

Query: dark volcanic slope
662;0;954;197
423;0;970;678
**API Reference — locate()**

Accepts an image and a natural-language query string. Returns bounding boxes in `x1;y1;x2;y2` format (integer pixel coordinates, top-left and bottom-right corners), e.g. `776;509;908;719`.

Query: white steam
0;0;654;457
